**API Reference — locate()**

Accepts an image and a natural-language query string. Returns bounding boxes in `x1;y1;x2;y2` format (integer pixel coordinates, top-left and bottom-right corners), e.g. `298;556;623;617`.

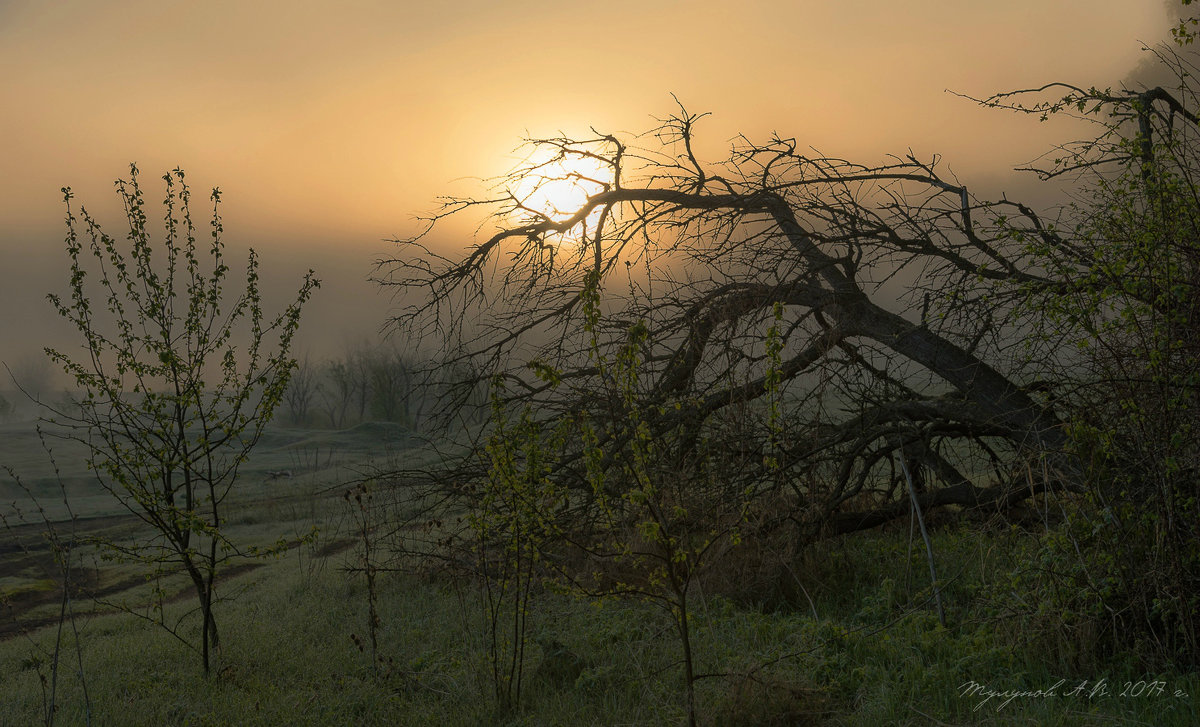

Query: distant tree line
280;342;487;429
0;355;57;420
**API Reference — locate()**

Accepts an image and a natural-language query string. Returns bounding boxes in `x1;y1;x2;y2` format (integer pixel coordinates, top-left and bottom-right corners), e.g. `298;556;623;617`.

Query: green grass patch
0;578;58;600
2;520;1197;726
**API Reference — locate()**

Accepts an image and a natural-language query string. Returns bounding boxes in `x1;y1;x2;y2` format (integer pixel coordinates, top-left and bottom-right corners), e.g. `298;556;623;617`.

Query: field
1;417;1197;726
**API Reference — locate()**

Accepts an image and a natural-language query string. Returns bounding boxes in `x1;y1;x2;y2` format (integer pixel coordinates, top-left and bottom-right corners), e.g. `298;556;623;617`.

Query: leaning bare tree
382;20;1200;661
379;105;1077;541
43;165;318;674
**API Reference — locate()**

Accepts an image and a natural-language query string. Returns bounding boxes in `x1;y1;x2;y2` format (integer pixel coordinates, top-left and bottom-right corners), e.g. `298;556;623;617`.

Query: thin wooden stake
899;455;946;628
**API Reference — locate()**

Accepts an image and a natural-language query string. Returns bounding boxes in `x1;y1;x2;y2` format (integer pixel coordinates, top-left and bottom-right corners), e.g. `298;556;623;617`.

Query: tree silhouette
381;105;1073;536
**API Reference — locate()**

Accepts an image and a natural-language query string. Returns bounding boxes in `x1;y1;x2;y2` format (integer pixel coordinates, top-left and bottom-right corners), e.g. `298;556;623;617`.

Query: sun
509;150;612;226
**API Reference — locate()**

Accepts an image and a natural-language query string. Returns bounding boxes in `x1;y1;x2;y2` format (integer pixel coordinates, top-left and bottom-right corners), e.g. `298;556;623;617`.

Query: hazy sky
0;0;1174;374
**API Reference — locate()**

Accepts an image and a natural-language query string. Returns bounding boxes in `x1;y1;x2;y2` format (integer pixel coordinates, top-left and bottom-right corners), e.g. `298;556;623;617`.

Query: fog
0;0;1174;379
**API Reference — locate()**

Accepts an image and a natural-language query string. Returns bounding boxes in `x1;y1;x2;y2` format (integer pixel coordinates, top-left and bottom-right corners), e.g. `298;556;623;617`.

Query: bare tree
348;342;373;423
283;354;321;426
366;344;416;425
5;354;56;416
316;342;373;428
320;358;356;428
436;357;489;428
378;105;1075;538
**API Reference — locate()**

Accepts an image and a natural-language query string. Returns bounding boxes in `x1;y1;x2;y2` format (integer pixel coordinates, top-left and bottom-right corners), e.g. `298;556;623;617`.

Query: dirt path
0;506;356;642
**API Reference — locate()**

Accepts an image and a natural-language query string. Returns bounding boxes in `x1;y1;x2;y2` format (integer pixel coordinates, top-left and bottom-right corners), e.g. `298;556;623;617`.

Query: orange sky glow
0;0;1174;367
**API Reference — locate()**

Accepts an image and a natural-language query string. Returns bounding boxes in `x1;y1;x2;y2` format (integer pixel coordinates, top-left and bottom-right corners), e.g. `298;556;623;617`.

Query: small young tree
43;165;318;674
468;375;567;715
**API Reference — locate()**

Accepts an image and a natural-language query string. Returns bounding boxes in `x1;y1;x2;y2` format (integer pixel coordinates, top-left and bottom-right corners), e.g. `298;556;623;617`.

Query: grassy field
1;418;1197;726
